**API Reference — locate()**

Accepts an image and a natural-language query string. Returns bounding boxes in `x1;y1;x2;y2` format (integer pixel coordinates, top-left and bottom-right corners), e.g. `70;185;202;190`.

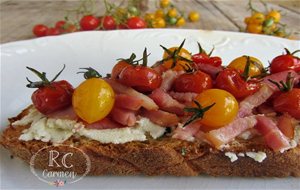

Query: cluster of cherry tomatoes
32;0;200;37
26;40;300;127
244;0;289;38
144;0;199;28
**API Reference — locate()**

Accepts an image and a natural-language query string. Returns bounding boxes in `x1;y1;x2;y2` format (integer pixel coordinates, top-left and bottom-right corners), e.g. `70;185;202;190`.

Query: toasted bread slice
1;107;300;177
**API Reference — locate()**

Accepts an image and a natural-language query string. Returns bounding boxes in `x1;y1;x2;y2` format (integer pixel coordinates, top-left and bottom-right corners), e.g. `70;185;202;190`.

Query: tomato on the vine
33;24;48;37
55;20;66;31
100;16;116;30
227;55;264;77
46;27;60;36
111;53;136;79
188;11;200;22
117;49;162;92
191;42;222;67
273;88;300;119
185;89;238;128
80;15;100;31
270;48;300;73
26;65;74;115
215;68;261;99
161;40;192;71
73;68;115;124
127;16;147;29
173;70;212;93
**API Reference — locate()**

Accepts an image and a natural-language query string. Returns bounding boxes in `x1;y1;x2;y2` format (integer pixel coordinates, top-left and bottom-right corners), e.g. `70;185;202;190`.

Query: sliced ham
195;63;223;79
263;70;300;90
205;116;257;149
238;85;275;117
255;115;290;152
85;117;125;129
105;79;158;110
110;107;136;127
160;70;184;91
115;94;143;111
47;106;78;120
149;89;185;115
139;109;179;127
172;120;202;141
169;91;198;103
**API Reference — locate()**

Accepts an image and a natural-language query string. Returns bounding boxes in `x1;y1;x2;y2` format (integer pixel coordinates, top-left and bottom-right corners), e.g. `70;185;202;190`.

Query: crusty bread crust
1;108;300;177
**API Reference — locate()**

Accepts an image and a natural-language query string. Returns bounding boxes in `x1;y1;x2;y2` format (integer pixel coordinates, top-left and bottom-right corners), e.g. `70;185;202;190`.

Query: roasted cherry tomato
33;24;48;37
127;17;147;29
100;16;116;30
191;42;222;67
73;68;115;124
118;65;162;92
161;40;192;71
173;70;212;93
26;65;74;115
227;56;264;77
193;89;238;128
273;88;300;120
80;15;100;31
111;53;136;79
215;68;260;99
270;48;300;74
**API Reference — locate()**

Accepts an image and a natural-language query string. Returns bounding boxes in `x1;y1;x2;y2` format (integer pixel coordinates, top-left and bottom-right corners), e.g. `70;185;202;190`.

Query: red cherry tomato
65;24;77;33
192;53;209;64
99;16;116;30
173;70;213;93
191;43;222;67
215;68;260;99
208;56;222;67
273;88;300;119
32;24;48;37
46;27;60;36
111;60;131;79
118;65;162;92
32;80;74;115
127;17;147;29
270;49;300;74
55;20;66;31
80;15;100;31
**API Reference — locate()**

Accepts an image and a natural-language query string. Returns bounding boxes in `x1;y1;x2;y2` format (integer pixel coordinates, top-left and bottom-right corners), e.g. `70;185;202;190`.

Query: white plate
1;29;300;190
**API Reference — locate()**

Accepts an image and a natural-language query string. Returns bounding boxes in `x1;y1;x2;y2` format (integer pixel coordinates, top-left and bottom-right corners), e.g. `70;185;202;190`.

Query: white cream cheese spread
14;108;165;144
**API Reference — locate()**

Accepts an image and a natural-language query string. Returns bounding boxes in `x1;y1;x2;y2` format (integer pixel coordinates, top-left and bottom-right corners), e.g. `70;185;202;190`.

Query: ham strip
115;94;143;111
139;109;179;127
172;120;202;141
105;79;158;110
160;70;184;91
149;89;185;116
195;63;223;79
85;117;125;129
205;116;257;149
263;70;300;90
110;107;136;127
47;106;78;120
238;85;275;117
255;115;290;152
169;91;198;103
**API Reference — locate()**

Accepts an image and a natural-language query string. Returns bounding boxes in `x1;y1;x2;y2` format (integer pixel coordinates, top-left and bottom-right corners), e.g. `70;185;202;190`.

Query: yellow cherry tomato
227;56;264;77
266;10;281;23
160;0;170;8
155;9;165;18
162;46;192;71
250;12;265;24
144;13;155;21
167;8;177;18
246;24;263;34
194;89;239;128
152;17;166;28
244;17;251;24
188;11;200;22
176;17;185;27
72;78;115;124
